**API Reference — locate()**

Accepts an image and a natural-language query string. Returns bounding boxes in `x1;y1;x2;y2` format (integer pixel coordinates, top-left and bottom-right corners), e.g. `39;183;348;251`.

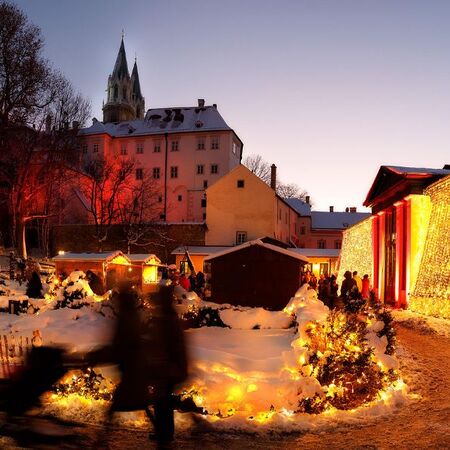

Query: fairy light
411;175;450;318
337;218;373;286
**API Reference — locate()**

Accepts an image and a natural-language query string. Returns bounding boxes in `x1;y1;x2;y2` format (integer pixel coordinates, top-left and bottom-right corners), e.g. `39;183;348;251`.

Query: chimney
305;195;310;205
72;120;79;130
213;103;217;109
349;207;357;213
270;164;277;190
198;98;205;107
345;207;349;213
329;206;334;212
92;117;98;125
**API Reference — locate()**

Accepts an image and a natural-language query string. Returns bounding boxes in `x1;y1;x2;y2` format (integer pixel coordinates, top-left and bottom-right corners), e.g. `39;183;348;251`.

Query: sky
14;0;450;211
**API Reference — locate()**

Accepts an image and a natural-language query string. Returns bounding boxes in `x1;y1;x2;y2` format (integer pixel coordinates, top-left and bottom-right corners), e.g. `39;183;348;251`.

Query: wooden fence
0;333;34;378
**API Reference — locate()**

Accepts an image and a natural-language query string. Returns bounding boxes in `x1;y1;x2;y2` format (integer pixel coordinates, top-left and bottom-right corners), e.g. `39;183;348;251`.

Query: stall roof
289;248;340;258
311;211;370;229
204;239;309;263
52;251;127;263
127;254;161;264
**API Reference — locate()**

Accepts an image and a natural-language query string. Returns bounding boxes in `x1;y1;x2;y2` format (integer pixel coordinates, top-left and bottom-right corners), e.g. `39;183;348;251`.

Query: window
202;212;206;220
160;213;166;220
170;166;178;178
317;240;326;249
120;145;127;155
154;142;161;153
203;180;208;188
197;138;205;150
335;240;342;249
201;198;207;208
135;168;143;180
300;226;306;235
211;164;218;174
197;164;204;175
153;167;160;179
82;144;88;154
158;196;162;203
136;143;144;154
236;231;247;245
211;136;220;149
237;179;245;188
232;142;238;155
93;144;99;153
178;195;182;202
171;140;179;152
320;263;329;276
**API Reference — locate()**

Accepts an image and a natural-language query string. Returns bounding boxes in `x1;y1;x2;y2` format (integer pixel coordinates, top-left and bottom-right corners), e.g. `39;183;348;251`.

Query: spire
112;37;129;80
131;60;143;100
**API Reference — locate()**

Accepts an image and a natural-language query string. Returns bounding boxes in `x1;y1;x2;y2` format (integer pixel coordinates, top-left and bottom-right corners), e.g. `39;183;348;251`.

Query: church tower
102;38;145;123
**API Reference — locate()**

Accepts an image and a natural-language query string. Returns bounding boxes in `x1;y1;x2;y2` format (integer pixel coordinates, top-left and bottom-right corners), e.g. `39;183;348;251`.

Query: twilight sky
14;0;450;211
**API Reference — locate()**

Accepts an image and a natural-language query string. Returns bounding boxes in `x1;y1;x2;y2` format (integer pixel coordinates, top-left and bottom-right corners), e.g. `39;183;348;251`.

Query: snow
392;309;450;338
0;275;410;434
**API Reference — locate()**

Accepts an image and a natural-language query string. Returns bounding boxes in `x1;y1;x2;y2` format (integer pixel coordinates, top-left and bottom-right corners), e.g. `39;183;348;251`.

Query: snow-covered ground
0;277;410;436
392;309;450;338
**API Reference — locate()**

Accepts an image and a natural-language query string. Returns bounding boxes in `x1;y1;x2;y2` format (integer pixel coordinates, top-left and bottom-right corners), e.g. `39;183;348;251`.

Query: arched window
113;85;118;100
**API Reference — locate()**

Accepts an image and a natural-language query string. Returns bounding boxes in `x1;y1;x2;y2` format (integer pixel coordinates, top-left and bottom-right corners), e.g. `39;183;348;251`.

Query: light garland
337;217;373;286
411;175;450;318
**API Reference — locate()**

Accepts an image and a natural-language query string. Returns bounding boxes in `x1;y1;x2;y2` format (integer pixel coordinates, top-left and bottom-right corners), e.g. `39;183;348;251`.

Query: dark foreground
2;322;449;449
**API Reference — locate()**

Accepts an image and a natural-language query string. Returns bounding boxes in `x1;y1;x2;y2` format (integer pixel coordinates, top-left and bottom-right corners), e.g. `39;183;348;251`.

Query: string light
337;218;373;285
411;175;450;318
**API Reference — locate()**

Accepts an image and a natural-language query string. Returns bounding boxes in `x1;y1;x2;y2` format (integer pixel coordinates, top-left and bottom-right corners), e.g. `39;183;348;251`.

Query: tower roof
112;38;130;80
131;60;143;99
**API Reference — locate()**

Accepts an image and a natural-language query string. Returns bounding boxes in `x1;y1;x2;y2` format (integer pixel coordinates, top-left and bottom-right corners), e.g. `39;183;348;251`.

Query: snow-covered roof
171;246;231;256
80;105;238;138
52;251;128;263
127;254;161;264
311;212;370;230
290;248;341;258
204;239;309;263
385;166;450;176
285;198;311;216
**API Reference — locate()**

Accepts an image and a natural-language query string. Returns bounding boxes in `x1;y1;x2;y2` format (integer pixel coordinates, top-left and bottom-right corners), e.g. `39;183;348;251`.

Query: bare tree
0;2;91;257
242;154;271;184
116;171;163;254
77;159;136;252
276;181;309;201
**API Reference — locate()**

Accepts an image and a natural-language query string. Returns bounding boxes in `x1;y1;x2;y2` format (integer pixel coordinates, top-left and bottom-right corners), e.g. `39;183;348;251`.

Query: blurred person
361;274;370;300
353;271;362;293
179;272;190;291
188;271;197;292
195;271;205;297
86;270;104;295
89;283;188;447
341;271;357;300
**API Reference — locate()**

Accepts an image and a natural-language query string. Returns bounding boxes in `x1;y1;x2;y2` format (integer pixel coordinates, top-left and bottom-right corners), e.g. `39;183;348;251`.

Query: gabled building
78;39;243;224
339;164;450;316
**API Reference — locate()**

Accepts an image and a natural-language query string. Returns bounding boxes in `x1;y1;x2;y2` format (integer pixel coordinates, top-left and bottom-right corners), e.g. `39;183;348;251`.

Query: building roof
364;165;450;208
285;198;311;216
171;246;230;256
290;248;341;258
204;239;309;263
80;105;240;140
311;211;370;230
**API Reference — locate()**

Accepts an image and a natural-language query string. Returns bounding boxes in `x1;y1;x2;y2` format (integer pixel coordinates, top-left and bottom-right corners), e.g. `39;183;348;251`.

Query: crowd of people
301;269;371;309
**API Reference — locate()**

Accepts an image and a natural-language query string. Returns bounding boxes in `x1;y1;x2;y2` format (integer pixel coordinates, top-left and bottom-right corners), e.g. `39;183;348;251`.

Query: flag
184;249;195;273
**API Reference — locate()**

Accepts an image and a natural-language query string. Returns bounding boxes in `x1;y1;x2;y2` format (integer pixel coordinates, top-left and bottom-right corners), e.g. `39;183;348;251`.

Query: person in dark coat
340;270;357;300
86;270;104;295
90;284;188;446
26;271;43;298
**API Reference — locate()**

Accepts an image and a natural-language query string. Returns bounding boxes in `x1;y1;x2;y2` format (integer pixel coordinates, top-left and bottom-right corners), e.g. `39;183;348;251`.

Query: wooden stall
205;239;308;310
